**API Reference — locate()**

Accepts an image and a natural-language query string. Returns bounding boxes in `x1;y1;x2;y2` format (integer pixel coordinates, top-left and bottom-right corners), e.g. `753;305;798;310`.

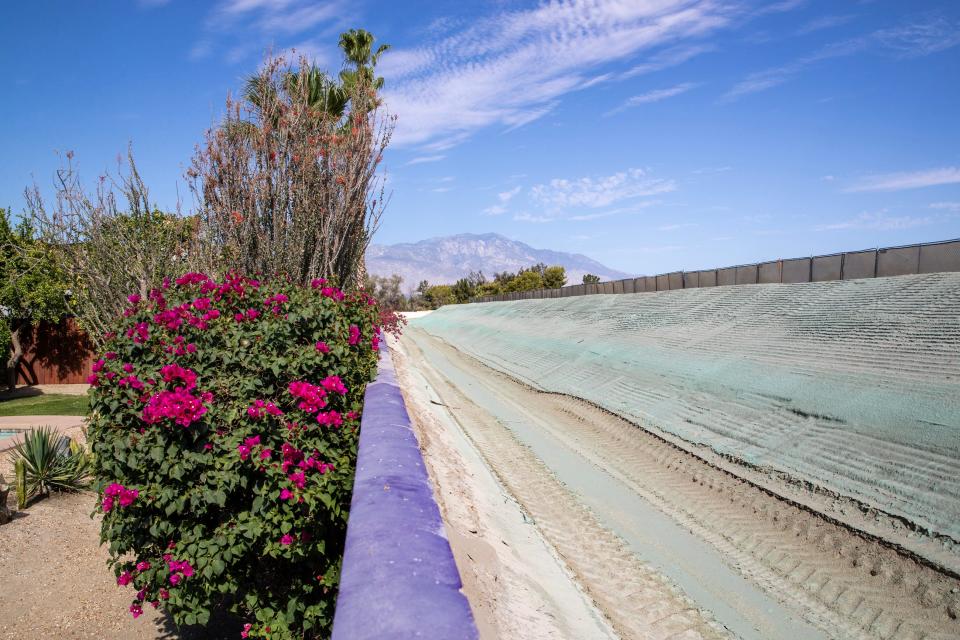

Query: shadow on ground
154;609;246;639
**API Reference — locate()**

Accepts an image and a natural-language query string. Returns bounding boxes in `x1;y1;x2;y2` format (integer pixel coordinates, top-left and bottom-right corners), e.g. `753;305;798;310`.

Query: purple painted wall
331;343;478;640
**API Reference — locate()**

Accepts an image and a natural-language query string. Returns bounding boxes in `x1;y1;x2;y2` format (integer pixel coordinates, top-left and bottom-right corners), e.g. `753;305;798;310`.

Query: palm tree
338;28;391;93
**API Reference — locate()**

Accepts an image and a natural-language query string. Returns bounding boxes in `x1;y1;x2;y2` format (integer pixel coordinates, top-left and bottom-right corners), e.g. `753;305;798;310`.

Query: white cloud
193;0;345;62
513;212;553;224
482;204;507;216
405;155;446;166
622;43;715;78
816;210;935;231
844;167;960;192
498;186;522;202
658;222;698;231
930;201;960;212
531;168;675;211
796;14;855;36
724;15;960;101
381;0;741;149
606;82;697;115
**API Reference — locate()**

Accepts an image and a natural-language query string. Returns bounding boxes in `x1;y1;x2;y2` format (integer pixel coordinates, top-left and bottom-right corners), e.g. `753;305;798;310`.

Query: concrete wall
474;238;960;303
333;344;478;640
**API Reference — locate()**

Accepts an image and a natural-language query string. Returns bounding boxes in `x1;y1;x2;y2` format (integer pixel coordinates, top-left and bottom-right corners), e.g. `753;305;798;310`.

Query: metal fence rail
474;238;960;302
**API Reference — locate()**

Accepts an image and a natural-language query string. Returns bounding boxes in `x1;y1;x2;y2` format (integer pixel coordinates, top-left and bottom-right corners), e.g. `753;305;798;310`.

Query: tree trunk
6;320;25;391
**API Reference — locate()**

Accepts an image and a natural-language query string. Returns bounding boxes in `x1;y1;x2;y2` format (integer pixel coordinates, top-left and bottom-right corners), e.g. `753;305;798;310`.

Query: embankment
412;273;960;569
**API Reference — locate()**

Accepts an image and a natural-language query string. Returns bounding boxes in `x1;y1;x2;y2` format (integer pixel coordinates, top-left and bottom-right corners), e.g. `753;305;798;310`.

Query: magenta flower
316;410;343;428
104;352;117;360
242;623;253;638
117;570;133;586
348;324;361;345
169;573;181;586
260;448;272;460
237;444;251;461
130;603;143;618
279;488;294;501
127;294;141;304
280;534;295;546
315;341;330;354
142;388;209;427
123;363;134;373
320;376;347;395
136;561;151;572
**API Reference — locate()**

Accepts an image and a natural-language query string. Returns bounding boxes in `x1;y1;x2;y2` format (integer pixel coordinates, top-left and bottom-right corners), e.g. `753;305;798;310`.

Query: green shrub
87;272;382;638
8;425;91;507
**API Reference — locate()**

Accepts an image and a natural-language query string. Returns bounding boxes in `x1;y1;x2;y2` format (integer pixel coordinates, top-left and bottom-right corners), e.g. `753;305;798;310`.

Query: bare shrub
25;150;195;347
188;53;394;288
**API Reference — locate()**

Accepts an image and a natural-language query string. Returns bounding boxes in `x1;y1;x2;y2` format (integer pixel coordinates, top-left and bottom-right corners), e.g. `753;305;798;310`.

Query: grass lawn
0;394;89;416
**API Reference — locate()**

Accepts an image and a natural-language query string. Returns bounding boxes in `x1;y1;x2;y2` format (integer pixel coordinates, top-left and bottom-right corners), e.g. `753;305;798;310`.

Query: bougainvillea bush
87;272;383;639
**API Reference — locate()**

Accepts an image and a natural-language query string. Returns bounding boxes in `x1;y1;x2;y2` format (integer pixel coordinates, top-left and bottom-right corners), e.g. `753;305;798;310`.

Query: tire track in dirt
404;326;960;640
401;331;733;640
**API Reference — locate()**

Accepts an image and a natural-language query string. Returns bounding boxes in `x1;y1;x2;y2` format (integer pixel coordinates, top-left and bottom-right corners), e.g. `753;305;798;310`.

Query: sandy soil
397;325;960;640
389;335;619;640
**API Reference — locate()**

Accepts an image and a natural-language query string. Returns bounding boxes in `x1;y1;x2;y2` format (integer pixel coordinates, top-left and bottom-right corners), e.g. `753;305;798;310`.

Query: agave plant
9;426;91;508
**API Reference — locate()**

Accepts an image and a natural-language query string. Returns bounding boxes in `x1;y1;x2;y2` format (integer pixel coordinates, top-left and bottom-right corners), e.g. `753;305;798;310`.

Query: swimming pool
0;430;19;438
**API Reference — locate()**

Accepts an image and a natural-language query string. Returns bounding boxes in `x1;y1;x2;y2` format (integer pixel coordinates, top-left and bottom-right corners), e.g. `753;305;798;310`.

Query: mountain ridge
367;232;632;291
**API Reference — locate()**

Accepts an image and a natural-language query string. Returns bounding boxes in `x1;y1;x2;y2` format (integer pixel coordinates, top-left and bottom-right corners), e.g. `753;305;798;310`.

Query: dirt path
395;327;960;640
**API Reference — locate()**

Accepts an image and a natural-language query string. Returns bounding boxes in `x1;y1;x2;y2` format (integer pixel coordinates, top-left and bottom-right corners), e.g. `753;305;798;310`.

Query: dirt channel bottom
394;327;960;640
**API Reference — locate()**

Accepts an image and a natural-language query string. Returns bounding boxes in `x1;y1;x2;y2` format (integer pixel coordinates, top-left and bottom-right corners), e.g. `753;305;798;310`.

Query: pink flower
136;561;151;572
169;573;181;586
288;381;327;413
280;534;295;546
237;444;250;461
142;388;209;427
279;488;294;501
315;341;330;354
186;343;197;353
127;294;141;304
92;359;105;373
242;623;253;638
104;352;117;360
260;448;272;460
316;411;343;428
348;324;361;345
130;603;143;618
117;570;133;586
118;488;139;508
87;374;100;386
320;376;347;395
123;363;134;373
159;589;169;600
310;278;327;288
288;471;306;489
160;364;197;390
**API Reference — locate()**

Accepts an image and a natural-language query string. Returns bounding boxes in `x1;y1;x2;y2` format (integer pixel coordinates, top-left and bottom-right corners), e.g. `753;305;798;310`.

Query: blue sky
2;0;959;276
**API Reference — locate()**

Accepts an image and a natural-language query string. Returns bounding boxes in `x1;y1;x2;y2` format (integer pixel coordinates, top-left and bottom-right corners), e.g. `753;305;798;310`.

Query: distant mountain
366;232;633;291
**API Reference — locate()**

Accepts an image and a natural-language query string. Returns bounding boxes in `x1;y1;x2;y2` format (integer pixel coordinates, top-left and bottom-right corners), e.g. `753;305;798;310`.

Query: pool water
0;430;18;438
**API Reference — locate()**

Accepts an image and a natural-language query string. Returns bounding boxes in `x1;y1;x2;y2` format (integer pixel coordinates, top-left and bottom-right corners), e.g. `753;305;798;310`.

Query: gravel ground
0;492;239;640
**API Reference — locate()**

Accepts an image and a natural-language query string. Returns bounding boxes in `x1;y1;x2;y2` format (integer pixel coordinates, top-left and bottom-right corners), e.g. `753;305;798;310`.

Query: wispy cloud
844;167;960;192
816;210;935;231
658;222;698;231
498;186;521;202
531;168;675;212
796;14;855;36
405;155;446;166
569;202;661;221
724;15;960;101
606;82;697;115
930;201;960;212
193;0;346;63
482;204;507;216
513;212;553;224
381;0;742;149
621;43;715;78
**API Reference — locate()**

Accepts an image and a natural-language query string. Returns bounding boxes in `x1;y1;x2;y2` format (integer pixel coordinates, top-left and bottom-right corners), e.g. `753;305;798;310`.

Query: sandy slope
412;273;960;570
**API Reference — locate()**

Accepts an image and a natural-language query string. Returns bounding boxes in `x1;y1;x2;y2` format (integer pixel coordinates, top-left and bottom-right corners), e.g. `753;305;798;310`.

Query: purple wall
332;343;478;640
